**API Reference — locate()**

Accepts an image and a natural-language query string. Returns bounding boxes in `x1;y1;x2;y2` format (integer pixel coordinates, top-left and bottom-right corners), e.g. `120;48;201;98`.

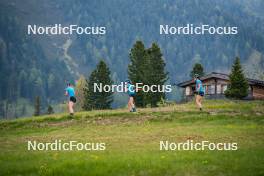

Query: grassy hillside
0;100;264;176
1;0;264;119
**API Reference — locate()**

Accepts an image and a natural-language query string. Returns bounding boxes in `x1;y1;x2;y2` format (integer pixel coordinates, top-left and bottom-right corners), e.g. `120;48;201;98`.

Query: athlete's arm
195;80;200;91
197;84;200;91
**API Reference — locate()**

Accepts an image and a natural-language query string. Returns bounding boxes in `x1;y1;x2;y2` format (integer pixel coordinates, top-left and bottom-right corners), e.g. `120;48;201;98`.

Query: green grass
0;100;264;176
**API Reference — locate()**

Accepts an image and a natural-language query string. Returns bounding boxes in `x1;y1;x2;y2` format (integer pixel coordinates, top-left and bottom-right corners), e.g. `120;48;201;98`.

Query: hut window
186;86;190;95
208;85;215;94
222;85;227;93
217;84;221;94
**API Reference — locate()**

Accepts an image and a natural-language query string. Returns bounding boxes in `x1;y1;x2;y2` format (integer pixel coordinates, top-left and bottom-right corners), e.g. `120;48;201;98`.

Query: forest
0;0;264;118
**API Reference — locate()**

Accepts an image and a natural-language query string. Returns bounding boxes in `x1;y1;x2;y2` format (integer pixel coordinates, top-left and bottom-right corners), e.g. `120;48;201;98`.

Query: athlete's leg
128;97;131;111
198;95;203;110
69;101;74;114
131;97;136;112
68;101;71;113
199;96;203;109
131;97;135;108
71;102;74;113
130;97;134;111
195;95;198;107
196;95;202;109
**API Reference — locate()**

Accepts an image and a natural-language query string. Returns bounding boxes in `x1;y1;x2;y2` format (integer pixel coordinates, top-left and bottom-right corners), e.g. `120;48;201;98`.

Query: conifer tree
147;43;168;107
128;41;168;107
225;57;249;99
83;60;113;110
83;71;96;110
128;41;147;107
190;63;205;78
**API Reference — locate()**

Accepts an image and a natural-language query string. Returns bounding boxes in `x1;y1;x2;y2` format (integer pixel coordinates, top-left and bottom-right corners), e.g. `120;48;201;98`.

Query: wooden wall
182;77;264;100
252;85;264;99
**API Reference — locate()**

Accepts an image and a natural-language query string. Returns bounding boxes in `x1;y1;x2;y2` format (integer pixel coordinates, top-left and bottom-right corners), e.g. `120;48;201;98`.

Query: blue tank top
66;87;75;97
195;80;204;93
127;83;135;95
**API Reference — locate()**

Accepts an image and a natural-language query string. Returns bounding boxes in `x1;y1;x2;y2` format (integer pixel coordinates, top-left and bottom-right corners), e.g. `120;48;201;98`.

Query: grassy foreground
0;100;264;176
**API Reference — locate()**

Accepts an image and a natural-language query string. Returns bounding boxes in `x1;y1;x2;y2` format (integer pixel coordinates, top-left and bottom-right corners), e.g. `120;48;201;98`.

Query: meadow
0;100;263;176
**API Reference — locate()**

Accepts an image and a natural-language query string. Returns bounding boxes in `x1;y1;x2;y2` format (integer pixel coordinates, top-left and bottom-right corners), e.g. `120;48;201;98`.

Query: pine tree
128;40;147;107
83;71;97;110
225;57;249;99
190;63;205;78
83;60;113;110
147;43;168;107
34;96;40;116
128;41;168;107
47;105;54;114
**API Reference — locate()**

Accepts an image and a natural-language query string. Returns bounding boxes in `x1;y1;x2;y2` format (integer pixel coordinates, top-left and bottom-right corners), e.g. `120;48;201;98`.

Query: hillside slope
0;100;263;175
0;0;264;118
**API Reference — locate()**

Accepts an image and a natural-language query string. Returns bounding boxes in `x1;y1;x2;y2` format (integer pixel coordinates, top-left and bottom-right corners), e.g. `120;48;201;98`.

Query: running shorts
70;96;77;103
198;91;204;96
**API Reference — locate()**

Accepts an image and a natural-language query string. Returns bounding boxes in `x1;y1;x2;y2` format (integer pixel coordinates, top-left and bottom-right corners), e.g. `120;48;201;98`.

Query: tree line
33;44;249;116
73;40;168;111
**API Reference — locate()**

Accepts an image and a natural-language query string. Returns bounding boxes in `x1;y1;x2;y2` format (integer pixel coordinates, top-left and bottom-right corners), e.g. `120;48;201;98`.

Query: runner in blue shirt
65;83;76;115
194;74;205;111
125;79;136;112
